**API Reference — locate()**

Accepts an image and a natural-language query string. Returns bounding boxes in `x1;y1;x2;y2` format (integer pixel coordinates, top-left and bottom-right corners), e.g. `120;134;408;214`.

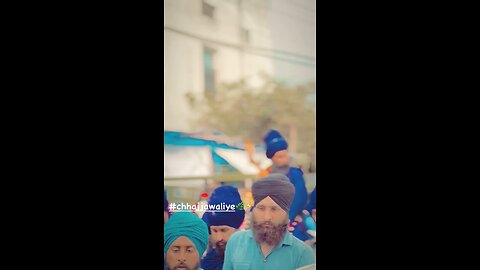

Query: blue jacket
286;167;308;220
286;167;311;241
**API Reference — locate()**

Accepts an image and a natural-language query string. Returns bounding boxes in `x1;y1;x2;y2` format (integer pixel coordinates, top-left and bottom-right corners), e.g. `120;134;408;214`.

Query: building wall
270;0;316;86
164;0;315;132
164;0;273;132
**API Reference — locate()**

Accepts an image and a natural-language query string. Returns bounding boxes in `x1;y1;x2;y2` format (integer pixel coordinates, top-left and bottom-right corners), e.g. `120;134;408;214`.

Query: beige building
270;0;316;86
164;0;315;132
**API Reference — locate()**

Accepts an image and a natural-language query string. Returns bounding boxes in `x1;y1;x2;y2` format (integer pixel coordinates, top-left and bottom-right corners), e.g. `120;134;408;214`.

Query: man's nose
215;234;225;243
264;210;273;222
177;250;187;262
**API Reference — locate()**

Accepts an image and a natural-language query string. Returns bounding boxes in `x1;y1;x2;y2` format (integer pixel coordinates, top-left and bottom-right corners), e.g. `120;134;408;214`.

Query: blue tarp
164;131;242;168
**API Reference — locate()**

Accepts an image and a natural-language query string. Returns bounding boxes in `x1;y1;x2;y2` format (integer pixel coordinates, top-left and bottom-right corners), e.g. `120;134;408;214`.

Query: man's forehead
256;196;280;207
274;150;288;155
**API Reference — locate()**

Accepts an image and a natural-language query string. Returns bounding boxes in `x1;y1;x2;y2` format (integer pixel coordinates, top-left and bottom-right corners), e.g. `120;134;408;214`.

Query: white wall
164;30;203;132
164;0;274;132
164;0;316;132
270;0;316;86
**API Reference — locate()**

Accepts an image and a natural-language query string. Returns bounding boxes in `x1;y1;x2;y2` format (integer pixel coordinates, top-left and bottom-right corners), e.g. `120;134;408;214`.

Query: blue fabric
202;186;245;231
164;131;240;151
285;167;311;241
305;215;316;230
164;212;209;257
201;248;224;270
223;230;315;270
291;219;312;241
164;131;241;173
305;186;316;213
286;168;308;220
263;130;288;158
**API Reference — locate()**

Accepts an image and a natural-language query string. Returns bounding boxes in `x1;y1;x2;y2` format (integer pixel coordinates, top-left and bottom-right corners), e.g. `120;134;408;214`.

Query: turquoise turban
164;212;209;257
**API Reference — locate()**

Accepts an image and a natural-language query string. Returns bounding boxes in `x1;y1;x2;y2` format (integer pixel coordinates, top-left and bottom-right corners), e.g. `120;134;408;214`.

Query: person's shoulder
202;248;218;259
287;234;316;267
229;229;251;242
288;167;304;182
290;234;314;252
289;167;304;176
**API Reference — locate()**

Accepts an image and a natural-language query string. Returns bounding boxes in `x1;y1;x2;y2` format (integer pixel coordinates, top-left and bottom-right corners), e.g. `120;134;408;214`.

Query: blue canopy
164;131;242;172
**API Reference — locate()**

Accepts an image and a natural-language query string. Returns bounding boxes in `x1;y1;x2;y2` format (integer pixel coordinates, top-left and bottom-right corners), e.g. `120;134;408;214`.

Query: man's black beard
252;217;288;246
210;239;227;258
270;163;290;175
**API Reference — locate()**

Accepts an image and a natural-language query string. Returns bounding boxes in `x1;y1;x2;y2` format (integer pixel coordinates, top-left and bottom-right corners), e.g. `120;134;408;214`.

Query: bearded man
223;174;315;270
201;186;245;270
164;212;209;270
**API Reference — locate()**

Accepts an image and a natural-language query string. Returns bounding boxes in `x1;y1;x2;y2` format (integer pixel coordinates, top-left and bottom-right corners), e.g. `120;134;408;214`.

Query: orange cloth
257;166;271;178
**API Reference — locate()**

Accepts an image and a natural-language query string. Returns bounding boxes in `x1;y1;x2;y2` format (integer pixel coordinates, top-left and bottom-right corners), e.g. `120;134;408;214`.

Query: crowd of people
164;130;317;270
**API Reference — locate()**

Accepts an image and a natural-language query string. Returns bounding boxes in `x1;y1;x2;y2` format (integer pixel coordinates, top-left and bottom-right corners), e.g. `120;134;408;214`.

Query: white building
164;0;315;132
270;0;316;86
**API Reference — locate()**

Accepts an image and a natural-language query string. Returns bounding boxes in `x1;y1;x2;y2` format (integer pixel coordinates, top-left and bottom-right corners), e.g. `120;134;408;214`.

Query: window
202;0;215;19
204;47;216;96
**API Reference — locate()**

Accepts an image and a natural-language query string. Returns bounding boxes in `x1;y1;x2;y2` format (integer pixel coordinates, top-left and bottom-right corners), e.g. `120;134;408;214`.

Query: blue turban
164;212;209;257
264;130;288;159
202;186;245;232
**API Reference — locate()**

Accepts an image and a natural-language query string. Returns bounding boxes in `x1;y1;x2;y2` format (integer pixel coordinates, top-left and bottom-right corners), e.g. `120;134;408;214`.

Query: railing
164;172;257;205
164;172;257;182
164;172;315;190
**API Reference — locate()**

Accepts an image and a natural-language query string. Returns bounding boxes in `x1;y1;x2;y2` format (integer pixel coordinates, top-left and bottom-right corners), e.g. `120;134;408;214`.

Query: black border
11;0;464;268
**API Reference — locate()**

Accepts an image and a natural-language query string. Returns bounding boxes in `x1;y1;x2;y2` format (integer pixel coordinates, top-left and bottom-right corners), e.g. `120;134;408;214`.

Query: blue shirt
201;248;223;270
223;230;315;270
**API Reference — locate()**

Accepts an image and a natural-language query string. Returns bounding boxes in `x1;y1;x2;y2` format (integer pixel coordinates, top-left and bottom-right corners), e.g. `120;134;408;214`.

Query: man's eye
173;249;179;253
187;248;193;253
271;207;277;211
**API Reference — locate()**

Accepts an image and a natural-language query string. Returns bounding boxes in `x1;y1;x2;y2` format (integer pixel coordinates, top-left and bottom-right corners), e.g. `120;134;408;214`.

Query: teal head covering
164;212;209;257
